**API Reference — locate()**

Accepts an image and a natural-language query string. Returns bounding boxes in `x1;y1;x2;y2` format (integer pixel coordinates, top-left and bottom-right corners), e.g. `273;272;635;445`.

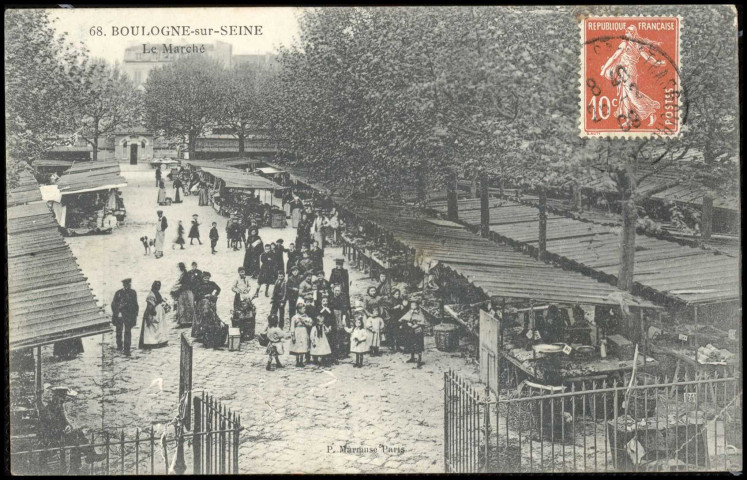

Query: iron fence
444;370;489;473
10;394;243;475
445;370;742;473
193;392;243;475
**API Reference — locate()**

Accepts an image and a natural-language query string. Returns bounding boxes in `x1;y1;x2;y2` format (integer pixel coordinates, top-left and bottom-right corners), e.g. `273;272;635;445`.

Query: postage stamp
580;16;682;138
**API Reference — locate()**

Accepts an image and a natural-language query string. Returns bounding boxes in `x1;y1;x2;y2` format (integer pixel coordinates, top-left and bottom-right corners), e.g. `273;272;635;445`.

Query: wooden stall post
701;195;713;242
618;199;637;292
447;170;459;221
538;191;547;261
35;345;42;402
480;174;490;238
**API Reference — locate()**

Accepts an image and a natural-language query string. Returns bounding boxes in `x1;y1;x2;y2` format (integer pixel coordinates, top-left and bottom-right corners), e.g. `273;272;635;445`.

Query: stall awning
7;171;43;207
57;161;127;195
8;184;110;350
32;159;76;168
256;167;285;175
430;198;740;305
345;203;658;308
201;167;284;190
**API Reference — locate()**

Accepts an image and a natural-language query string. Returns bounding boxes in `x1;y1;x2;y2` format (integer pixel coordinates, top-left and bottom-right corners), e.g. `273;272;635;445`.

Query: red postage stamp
580;16;681;138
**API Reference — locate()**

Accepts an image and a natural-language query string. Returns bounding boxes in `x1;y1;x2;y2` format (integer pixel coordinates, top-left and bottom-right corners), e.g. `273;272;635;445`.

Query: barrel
434;323;460;352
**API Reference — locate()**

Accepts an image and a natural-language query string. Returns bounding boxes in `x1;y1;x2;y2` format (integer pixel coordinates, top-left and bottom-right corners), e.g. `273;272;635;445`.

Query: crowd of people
120;165;431;369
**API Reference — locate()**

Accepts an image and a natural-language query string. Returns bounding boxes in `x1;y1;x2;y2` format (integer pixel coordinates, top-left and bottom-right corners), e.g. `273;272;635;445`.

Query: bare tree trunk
573;184;582;212
480;173;489;238
238;123;246;155
416;160;427;205
701;195;713;241
618;198;637;291
446;170;458;221
538;189;547;261
188;130;197;155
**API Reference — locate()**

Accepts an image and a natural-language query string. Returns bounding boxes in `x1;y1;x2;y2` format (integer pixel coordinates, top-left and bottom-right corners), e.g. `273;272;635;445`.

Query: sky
48;7;302;64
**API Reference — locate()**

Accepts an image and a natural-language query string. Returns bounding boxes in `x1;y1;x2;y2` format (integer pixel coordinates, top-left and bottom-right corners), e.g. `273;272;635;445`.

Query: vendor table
341;232;390;279
500;339;659;386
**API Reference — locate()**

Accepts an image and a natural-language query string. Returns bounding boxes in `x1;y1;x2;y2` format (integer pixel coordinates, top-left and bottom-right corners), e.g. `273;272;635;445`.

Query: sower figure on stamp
111;278;139;356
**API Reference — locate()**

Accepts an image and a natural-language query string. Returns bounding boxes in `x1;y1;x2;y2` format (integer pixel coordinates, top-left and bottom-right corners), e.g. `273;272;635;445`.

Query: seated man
39;387;106;466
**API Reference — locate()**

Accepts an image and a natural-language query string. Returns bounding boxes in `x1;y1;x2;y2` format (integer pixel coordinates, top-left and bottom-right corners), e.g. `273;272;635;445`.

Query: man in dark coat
270;271;287;328
184;262;203;295
286;242;301;273
256;244;277;297
309;241;324;276
155;166;161;187
111;278;139;355
274;239;286;274
286;265;304;321
328;258;350;302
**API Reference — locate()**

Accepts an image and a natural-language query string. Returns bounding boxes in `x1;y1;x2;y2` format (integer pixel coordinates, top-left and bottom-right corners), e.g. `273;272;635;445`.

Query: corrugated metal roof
7;170;43;207
434;198;740;305
200;167;283;190
7;179;110;350
57;161;127;194
184;158;262;169
32;159;76;168
338;201;656;307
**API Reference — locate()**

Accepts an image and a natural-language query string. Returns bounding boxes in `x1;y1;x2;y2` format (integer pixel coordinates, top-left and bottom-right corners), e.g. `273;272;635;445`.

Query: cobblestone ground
41;164;480;473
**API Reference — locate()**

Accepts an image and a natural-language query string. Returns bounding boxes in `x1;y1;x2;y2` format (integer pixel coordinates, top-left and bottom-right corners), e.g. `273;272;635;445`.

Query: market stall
8;178;110;452
47;161;128;235
195;166;289;227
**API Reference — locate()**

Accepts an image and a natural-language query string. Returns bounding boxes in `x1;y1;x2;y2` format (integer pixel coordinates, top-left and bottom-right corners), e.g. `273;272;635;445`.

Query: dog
140;236;153;255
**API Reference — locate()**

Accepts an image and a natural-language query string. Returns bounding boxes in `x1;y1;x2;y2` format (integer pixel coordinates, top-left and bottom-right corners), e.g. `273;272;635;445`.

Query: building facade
121;40;233;88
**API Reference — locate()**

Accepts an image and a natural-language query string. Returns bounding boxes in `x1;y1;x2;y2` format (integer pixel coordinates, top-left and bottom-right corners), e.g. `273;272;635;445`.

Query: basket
434;323;459;352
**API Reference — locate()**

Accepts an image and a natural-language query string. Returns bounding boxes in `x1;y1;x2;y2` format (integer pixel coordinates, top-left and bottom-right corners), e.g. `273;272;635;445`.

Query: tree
67;59;141;161
143;55;224;155
217;61;277;155
5;10;86;187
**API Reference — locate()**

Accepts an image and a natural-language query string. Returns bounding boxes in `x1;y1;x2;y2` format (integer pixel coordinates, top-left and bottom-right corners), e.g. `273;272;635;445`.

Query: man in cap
111;278;139;355
328;258;350;303
330;284;351;359
40;386;107;466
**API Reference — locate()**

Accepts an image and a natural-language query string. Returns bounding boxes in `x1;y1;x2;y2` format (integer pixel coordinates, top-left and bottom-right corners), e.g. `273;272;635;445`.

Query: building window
134;71;142;84
141;140;146;149
123;140;128;147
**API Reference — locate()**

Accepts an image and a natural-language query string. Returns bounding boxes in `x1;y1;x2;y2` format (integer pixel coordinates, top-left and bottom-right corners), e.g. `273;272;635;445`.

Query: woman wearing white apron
139;281;169;349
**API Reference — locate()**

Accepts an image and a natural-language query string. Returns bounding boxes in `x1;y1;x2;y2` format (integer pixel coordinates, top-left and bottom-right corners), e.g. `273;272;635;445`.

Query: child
345;310;369;368
209;222;219;254
173;220;185;250
264;314;287;371
366;306;385;357
289;301;313;367
309;314;332;366
189;214;202;245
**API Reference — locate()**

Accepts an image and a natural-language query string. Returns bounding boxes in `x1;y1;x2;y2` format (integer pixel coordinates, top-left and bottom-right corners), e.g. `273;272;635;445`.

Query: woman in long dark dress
173;177;183;203
256;244;277;297
244;227;263;278
189;215;202;245
171;262;195;327
192;271;222;344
